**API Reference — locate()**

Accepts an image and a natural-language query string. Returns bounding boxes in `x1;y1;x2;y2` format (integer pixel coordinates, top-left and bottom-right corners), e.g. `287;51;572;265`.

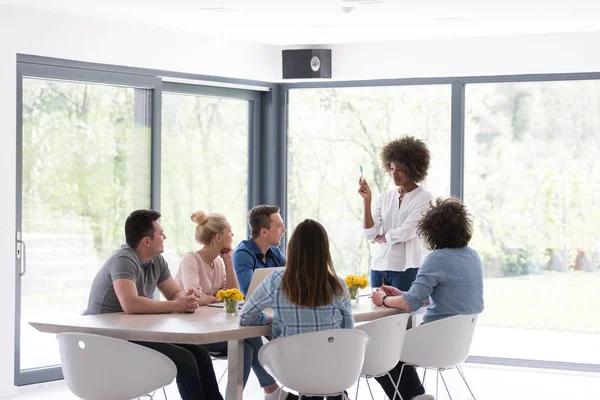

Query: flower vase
224;299;238;317
349;286;359;305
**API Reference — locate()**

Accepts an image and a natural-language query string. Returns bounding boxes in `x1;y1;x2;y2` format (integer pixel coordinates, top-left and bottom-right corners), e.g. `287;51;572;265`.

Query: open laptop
207;267;285;308
246;266;285;298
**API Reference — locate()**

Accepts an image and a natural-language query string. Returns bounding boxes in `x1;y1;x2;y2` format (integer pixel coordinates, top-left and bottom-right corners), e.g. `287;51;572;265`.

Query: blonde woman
175;211;286;400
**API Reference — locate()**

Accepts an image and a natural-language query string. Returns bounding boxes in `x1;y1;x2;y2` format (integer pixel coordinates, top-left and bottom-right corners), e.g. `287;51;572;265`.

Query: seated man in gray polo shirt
86;209;223;400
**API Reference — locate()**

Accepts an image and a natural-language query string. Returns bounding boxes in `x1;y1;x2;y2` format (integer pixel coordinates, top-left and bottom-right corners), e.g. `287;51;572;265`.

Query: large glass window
161;92;250;269
287;86;451;277
464;80;600;364
20;78;151;371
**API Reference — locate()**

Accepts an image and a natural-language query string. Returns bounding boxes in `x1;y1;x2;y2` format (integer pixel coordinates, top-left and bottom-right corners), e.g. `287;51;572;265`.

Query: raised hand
358;177;372;202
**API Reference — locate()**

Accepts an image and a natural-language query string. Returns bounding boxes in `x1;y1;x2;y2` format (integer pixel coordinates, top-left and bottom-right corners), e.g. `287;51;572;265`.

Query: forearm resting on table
385;295;413;312
239;311;271;326
196;293;216;306
120;296;181;314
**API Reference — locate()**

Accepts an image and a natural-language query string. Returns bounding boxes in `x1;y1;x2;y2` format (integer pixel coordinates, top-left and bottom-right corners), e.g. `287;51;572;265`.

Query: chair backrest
258;329;370;396
57;333;176;400
355;313;410;378
400;314;479;369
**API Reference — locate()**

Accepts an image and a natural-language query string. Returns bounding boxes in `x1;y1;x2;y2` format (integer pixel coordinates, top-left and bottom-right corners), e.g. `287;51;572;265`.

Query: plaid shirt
238;270;354;338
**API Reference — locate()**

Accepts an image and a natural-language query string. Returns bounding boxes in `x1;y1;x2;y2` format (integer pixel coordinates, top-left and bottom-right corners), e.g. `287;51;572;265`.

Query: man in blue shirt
233;205;287;295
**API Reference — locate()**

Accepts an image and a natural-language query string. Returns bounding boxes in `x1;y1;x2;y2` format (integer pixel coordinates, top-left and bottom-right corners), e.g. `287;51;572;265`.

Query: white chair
354;314;411;400
259;329;371;398
399;314;479;400
57;333;176;400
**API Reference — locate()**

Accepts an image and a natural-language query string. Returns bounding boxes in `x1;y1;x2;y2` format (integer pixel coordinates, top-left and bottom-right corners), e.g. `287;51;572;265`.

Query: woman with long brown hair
239;219;354;399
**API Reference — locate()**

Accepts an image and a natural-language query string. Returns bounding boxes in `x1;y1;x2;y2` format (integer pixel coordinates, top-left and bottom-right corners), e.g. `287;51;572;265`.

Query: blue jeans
370;268;419;292
203;336;276;389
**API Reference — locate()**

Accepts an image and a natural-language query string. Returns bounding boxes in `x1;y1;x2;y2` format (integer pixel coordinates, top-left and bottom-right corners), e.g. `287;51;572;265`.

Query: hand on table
380;284;403;297
175;289;199;313
371;290;385;306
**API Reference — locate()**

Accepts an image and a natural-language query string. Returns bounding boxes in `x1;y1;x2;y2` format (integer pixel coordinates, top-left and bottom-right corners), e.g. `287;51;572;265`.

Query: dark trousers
133;341;223;400
286;393;344;400
370;268;419;292
374;362;424;400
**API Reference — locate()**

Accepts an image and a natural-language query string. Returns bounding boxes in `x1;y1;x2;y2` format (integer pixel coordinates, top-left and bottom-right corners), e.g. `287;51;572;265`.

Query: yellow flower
344;274;369;289
216;288;244;302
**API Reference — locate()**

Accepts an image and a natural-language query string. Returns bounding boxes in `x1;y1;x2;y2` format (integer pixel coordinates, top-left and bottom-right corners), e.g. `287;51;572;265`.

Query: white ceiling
4;0;600;45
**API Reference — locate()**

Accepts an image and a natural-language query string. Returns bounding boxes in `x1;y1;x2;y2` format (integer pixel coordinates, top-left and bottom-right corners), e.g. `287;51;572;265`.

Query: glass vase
349;286;359;301
224;299;239;317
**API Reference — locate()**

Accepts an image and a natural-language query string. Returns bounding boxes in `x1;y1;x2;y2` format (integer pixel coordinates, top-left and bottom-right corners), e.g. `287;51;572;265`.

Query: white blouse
363;186;433;272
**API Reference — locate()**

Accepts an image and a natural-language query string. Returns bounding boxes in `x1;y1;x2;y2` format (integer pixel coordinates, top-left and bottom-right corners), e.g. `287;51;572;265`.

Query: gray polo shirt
86;244;171;315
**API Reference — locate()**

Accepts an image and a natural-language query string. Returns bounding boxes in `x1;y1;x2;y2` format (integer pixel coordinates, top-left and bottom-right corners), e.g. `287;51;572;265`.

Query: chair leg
162;387;168;399
435;370;439;400
366;377;376;400
217;366;228;384
439;371;453;400
421;368;427;385
356;376;361;400
390;365;405;400
457;365;477;400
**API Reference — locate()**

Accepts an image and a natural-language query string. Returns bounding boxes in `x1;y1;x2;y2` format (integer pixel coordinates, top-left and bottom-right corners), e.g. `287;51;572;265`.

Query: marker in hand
360;165;363;179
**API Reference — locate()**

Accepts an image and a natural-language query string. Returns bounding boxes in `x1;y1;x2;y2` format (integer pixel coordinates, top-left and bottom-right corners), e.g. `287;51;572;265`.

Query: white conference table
30;298;416;400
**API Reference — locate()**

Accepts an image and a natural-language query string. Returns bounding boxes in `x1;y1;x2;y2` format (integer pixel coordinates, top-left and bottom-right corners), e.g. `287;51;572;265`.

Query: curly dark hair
417;198;473;250
380;136;430;183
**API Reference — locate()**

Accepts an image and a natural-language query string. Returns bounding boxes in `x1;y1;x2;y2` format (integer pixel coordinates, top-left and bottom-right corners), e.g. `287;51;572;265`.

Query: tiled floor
6;363;600;400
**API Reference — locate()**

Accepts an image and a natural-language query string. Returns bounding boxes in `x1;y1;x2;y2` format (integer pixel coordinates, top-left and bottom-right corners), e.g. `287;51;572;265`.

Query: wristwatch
381;295;390;308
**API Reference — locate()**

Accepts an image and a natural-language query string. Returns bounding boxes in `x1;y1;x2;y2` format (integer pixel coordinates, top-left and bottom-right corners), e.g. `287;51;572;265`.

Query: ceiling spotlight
340;6;356;14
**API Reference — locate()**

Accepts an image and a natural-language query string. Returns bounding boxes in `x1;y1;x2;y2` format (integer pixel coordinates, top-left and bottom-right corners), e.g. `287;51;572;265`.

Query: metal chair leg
217;366;228;384
391;364;406;400
162;387;168;399
366;377;376;400
435;370;439;400
457;365;477;400
439;370;453;400
421;368;427;385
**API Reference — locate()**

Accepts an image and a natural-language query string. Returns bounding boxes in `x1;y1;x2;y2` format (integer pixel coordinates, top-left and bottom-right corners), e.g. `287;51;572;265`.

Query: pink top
175;251;227;296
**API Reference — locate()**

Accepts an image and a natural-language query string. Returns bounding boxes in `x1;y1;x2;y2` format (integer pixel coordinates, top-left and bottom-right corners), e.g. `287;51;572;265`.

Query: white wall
292;31;600;81
0;5;279;397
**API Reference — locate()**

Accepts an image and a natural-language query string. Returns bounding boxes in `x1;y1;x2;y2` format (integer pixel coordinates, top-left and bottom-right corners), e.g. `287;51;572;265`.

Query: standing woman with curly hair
358;136;433;291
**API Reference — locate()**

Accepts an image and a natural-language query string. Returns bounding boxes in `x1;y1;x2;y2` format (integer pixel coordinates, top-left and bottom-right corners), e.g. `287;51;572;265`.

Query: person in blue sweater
371;197;484;400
